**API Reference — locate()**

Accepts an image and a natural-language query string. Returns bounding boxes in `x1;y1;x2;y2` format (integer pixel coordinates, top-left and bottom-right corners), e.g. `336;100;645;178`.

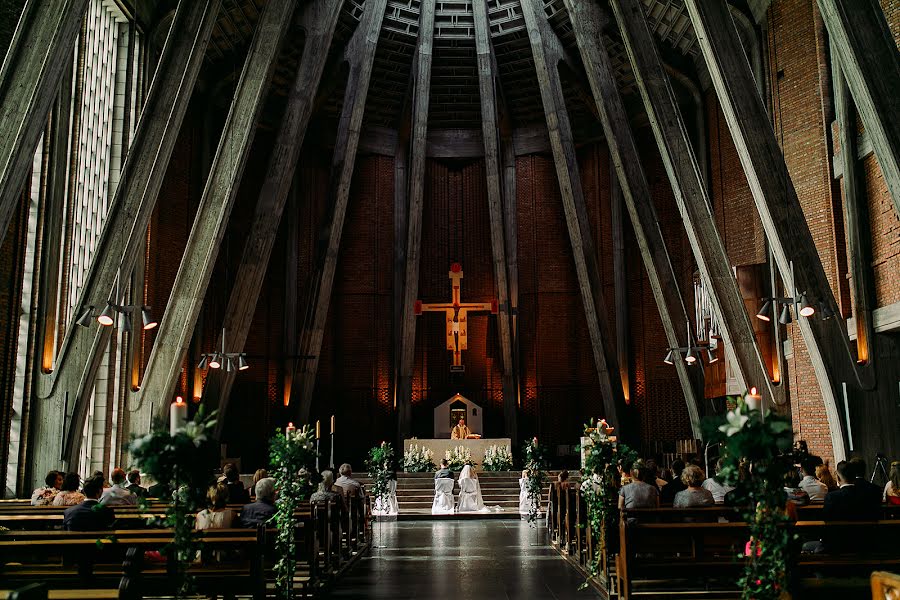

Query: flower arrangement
403;443;436;472
701;391;795;600
445;445;477;472
268;425;317;600
482;444;514;471
579;419;636;585
128;406;218;596
365;441;395;514
522;437;548;525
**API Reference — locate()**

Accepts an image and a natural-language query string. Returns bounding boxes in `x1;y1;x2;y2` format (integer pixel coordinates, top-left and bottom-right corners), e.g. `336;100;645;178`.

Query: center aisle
329;520;600;599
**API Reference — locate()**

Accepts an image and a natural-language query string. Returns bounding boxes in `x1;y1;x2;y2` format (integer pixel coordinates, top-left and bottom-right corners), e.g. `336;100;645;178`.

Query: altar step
355;471;570;515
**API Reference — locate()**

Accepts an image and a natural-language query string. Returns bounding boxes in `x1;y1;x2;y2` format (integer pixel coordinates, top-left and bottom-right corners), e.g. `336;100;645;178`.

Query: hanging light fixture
779;304;793;325
663;349;674;365
121;312;132;333
198;355;209;370
238;354;249;370
756;299;772;322
75;306;94;327
818;302;834;320
141;306;158;330
685;347;697;364
97;303;116;326
208;355;221;369
197;328;249;373
707;346;718;364
798;293;815;317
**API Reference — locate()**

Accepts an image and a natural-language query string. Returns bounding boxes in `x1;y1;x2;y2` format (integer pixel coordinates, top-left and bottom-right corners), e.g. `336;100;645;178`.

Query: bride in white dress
457;465;488;512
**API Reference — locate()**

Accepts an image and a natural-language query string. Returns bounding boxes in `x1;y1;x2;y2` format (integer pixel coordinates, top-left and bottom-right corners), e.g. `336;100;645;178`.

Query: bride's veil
460;465;473;480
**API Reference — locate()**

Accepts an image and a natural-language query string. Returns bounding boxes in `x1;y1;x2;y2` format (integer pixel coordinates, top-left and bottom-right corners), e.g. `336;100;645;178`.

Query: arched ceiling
199;0;715;139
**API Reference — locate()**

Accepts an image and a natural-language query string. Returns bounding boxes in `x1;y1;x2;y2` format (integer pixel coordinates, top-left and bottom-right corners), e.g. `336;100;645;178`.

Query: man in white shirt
701;458;735;503
799;459;828;502
100;468;138;506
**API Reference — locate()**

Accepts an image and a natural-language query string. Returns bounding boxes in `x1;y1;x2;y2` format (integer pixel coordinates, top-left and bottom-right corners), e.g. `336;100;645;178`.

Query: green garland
128;407;218;597
579;421;636;584
268;425;317;600
365;441;395;514
523;437;548;525
701;394;795;600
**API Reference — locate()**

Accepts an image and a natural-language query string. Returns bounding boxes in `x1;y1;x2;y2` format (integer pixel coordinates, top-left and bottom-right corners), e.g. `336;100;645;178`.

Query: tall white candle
170;397;187;437
746;387;762;412
286;422;296;436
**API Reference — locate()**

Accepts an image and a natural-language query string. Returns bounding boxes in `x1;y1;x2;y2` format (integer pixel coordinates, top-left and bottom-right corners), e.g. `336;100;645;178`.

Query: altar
403;438;513;467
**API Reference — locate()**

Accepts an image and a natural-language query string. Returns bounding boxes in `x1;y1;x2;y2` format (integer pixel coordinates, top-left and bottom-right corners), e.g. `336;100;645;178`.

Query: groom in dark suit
63;477;115;531
435;459;453;479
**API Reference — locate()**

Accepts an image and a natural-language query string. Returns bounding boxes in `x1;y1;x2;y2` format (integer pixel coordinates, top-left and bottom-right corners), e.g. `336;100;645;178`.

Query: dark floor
328;520;600;599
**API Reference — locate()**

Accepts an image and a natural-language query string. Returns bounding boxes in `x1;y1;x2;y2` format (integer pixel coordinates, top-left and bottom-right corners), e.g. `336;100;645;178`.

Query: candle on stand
330;415;335;434
286;422;296;436
329;415;335;469
746;387;762;412
170;397;187;437
316;420;321;439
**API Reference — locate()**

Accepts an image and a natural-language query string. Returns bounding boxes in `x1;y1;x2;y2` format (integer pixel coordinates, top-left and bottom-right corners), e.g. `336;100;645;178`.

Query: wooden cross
414;263;498;372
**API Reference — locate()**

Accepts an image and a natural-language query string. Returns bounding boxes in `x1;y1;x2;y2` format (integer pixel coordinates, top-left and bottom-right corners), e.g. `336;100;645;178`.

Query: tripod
870;454;890;485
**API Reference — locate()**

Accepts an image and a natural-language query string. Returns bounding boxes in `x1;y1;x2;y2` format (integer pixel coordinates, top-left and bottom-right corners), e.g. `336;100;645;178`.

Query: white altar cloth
403;438;512;467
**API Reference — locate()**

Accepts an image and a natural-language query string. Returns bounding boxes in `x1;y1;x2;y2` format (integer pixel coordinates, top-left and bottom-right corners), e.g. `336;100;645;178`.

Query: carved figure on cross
414;263;498;373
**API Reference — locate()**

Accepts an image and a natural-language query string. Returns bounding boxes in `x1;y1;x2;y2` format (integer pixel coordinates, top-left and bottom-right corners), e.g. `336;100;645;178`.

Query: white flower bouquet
445;445;477;472
403;443;436;472
482;444;514;471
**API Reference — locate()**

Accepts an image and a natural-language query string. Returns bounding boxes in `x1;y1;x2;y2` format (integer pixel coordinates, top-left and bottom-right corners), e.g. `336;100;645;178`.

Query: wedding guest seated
884;461;900;505
435;459;453;479
64;477;114;531
31;470;62;506
147;480;171;499
702;458;735;504
646;459;668;490
52;472;85;506
618;457;635;486
799;458;828;502
240;477;277;528
224;464;250;504
660;459;687;504
816;462;838;491
125;470;149;498
250;469;268;498
196;483;235;529
618;460;660;510
848;456;883;505
335;463;365;499
804;460;882;553
100;468;137;506
91;470;108;489
673;464;715;508
310;470;347;515
784;469;811;506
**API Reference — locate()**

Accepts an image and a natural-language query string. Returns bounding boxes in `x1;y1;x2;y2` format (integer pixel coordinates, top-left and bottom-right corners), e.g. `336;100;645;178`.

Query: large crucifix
414;263;498;373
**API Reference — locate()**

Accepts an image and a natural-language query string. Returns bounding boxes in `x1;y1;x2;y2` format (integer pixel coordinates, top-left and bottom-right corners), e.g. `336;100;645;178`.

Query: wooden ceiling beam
684;0;864;460
566;0;705;435
520;0;628;435
610;0;779;419
295;0;390;424
396;0;436;440
200;0;344;438
473;0;517;444
816;0;900;217
131;0;297;434
0;0;89;245
28;0;223;473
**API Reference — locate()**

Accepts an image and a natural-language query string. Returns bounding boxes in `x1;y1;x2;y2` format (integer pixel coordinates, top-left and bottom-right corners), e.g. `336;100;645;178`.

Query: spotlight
121;313;132;333
819;302;834;320
198;355;209;370
238;354;249;370
798;293;815;317
97;303;115;326
756;299;772;322
779;304;793;325
225;357;235;372
76;306;94;327
685;347;697;364
663;349;674;365
208;354;221;369
707;347;718;364
141;306;157;330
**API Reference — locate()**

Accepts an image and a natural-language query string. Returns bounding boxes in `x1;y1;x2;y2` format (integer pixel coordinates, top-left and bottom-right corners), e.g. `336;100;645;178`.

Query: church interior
1;0;899;598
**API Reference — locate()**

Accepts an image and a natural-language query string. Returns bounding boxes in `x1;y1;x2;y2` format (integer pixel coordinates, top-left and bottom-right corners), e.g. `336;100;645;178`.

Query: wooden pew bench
616;510;900;599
